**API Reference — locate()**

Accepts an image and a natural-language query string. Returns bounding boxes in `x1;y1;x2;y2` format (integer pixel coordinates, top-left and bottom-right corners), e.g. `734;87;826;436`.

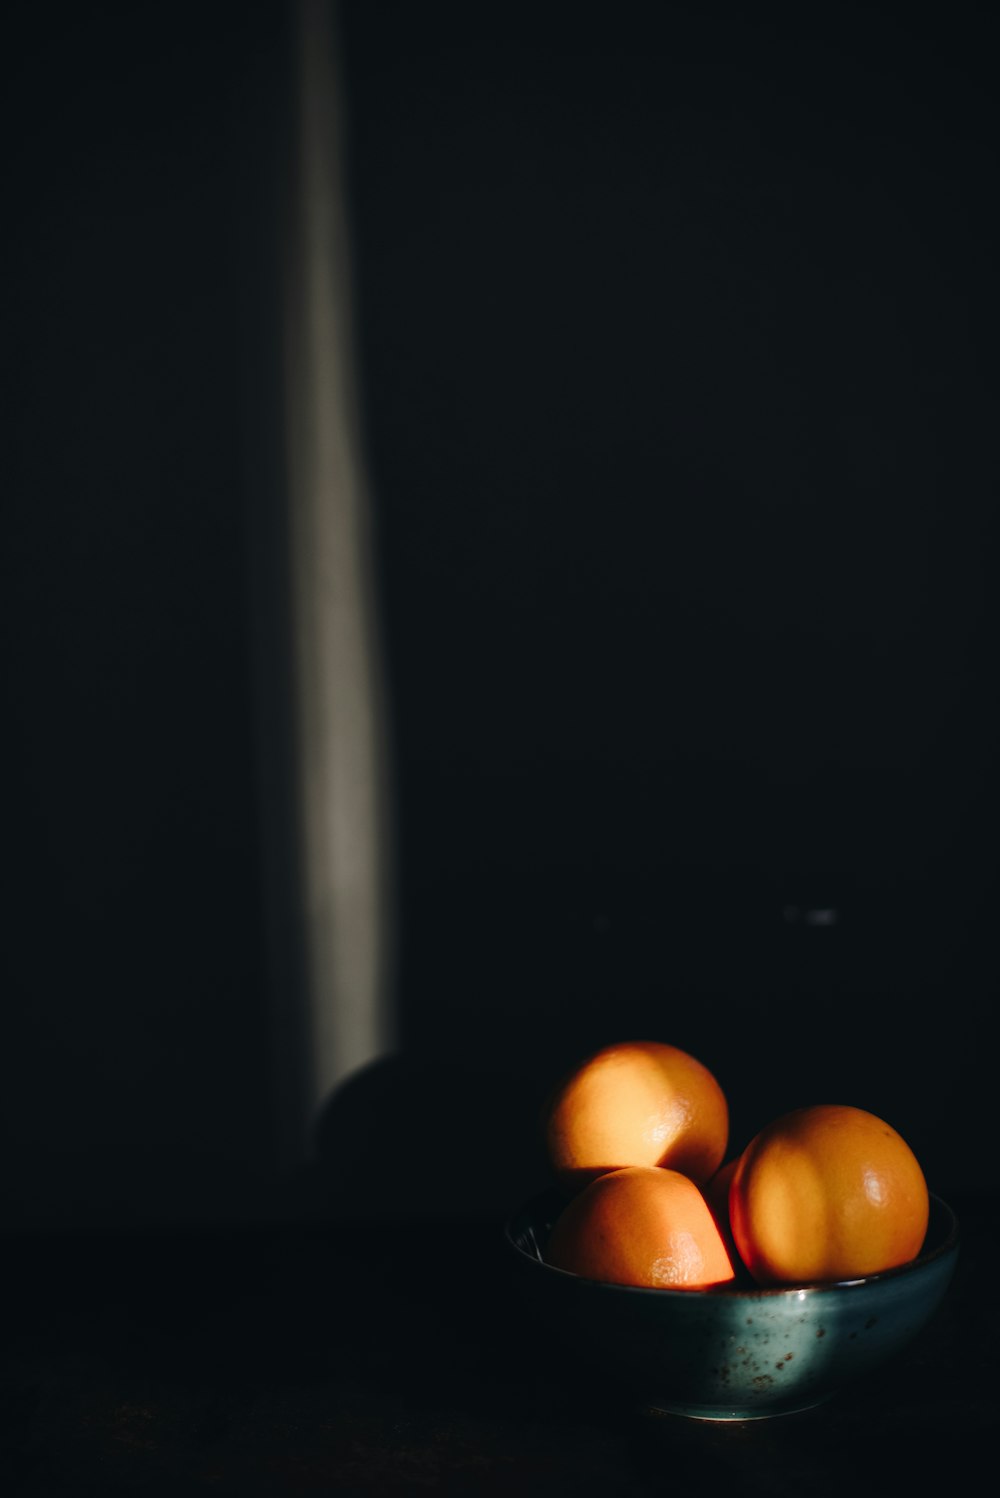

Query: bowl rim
503;1187;960;1299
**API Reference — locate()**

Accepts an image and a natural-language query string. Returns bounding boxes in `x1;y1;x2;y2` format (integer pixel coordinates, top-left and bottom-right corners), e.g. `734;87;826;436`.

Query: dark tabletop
2;1189;996;1497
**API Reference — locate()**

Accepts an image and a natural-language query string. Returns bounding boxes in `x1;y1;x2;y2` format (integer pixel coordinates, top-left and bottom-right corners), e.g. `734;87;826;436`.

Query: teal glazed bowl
504;1188;959;1421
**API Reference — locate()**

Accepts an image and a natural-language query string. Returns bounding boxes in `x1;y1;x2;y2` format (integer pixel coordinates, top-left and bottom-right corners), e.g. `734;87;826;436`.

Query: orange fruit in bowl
543;1040;729;1192
701;1156;740;1259
546;1165;738;1289
729;1104;930;1285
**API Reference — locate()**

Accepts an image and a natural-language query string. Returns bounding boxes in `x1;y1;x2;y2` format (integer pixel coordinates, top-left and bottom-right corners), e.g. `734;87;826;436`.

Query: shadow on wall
311;1054;554;1220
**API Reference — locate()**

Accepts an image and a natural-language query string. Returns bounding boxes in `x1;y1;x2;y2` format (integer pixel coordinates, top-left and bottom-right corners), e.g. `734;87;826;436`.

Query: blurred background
3;0;997;1230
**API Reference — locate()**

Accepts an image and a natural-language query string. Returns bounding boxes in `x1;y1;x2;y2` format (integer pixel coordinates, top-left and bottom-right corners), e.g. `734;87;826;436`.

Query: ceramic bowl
504;1187;959;1421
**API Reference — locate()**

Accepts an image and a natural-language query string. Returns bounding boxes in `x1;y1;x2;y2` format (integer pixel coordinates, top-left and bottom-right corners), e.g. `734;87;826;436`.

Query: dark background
3;0;998;1231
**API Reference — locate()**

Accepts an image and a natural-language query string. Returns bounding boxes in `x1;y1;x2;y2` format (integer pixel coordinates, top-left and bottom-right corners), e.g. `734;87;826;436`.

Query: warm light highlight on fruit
546;1165;738;1289
543;1040;729;1192
729;1104;930;1285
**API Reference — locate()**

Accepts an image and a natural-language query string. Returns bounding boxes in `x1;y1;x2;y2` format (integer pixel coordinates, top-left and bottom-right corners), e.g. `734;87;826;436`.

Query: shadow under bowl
503;1189;959;1421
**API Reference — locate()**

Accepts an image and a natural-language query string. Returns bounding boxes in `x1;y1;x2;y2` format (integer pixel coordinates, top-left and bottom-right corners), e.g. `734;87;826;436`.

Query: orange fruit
729;1104;930;1285
702;1157;739;1258
546;1165;738;1289
543;1040;729;1192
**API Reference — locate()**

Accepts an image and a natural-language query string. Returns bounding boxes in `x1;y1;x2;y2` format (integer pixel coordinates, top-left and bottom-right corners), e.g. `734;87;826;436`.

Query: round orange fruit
543;1040;729;1192
729;1103;930;1285
546;1165;737;1290
702;1157;740;1261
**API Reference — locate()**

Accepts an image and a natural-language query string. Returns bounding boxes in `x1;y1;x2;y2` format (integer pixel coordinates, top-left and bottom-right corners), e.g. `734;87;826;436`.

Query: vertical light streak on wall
282;0;395;1149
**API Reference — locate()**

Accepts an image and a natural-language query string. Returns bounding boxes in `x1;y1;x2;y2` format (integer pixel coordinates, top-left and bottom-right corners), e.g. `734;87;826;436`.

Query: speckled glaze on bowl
504;1188;959;1420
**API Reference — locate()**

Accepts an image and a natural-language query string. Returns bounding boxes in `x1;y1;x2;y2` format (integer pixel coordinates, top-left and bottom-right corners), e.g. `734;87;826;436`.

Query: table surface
2;1189;996;1497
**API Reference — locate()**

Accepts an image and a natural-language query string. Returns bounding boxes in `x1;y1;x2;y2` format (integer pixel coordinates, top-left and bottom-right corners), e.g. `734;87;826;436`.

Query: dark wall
335;0;999;1204
3;1;997;1228
3;3;287;1226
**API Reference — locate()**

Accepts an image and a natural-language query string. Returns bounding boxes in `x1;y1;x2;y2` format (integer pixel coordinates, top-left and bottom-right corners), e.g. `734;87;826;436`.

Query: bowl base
642;1392;836;1422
